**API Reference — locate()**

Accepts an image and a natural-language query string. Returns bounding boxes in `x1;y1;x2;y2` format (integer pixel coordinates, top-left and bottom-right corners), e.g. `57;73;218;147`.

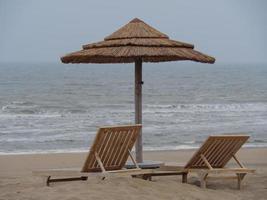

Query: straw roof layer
61;18;215;64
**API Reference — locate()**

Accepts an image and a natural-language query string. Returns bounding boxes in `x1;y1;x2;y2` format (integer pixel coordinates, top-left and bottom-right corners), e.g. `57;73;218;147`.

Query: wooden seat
82;125;141;172
161;135;255;189
34;124;152;186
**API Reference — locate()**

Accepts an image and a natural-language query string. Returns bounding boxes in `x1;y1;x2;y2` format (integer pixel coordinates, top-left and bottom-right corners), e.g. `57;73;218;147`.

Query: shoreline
1;147;266;176
0;145;266;156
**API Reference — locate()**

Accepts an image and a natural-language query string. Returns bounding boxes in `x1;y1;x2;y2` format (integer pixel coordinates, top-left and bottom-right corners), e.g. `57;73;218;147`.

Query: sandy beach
1;1;267;200
0;147;266;200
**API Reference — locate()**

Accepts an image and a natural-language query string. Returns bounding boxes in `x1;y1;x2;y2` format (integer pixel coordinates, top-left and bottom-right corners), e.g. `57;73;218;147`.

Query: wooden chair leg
236;173;246;190
132;174;150;180
182;173;188;183
197;172;208;188
46;176;51;186
142;175;152;181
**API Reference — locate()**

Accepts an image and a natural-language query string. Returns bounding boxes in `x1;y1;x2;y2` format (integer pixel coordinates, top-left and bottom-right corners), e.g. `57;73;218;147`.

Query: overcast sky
0;0;266;64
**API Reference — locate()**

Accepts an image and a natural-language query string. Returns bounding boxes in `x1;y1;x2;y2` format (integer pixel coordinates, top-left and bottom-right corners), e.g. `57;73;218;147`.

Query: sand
0;148;267;200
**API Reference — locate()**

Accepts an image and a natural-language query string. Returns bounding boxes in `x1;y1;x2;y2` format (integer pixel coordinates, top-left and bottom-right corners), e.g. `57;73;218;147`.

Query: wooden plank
185;137;212;168
100;124;142;129
105;130;123;167
200;154;213;169
188;168;255;174
34;168;153;177
220;138;247;167
206;176;238;180
194;138;220;167
101;130;117;166
217;138;238;168
82;128;103;172
208;135;249;139
115;130;132;166
209;138;234;167
82;125;142;172
95;129;113;168
88;128;108;169
158;165;186;171
113;129;131;166
109;130;125;166
236;173;246;190
197;171;208;188
95;152;106;173
128;149;140;168
118;127;140;167
105;130;121;166
104;127;126;169
209;138;228;166
182;173;188;183
198;138;222;166
186;135;249;169
33;169;99;177
116;129;136;166
205;138;226;166
232;154;245;168
106;125;141;168
105;125;140;168
212;138;236;167
92;129;111;169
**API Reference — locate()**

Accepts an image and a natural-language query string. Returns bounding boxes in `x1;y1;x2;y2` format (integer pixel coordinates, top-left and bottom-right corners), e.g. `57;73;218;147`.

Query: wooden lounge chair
145;135;255;189
34;124;151;186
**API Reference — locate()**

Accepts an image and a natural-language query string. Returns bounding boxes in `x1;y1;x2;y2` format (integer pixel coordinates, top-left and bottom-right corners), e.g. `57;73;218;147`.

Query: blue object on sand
125;160;164;169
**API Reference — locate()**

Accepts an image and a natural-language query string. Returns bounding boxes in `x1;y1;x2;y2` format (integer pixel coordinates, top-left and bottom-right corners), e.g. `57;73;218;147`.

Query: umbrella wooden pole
135;59;143;163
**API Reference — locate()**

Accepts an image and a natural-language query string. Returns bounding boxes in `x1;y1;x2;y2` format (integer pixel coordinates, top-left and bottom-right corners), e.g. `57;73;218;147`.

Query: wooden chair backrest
185;135;249;169
82;124;141;172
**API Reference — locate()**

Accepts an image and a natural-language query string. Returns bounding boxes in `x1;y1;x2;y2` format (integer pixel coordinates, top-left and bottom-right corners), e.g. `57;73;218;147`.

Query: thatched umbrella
61;18;215;163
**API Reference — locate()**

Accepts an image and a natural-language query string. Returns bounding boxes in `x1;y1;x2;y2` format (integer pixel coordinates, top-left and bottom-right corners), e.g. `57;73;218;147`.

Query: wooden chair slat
199;138;223;166
193;138;220;167
212;138;235;167
220;138;247;167
114;129;133;166
116;128;139;166
105;130;121;166
82;128;104;172
119;129;137;165
188;140;209;167
207;138;228;167
109;130;126;166
216;138;240;168
101;129;119;166
103;131;118;166
110;130;129;166
185;135;249;169
217;138;240;166
92;129;112;168
81;125;141;172
94;130;120;167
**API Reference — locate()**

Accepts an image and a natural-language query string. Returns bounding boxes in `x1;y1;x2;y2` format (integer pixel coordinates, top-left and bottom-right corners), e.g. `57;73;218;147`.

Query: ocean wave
1;102;132;115
1;144;266;155
4;102;265;115
1;101;39;114
0;137;77;143
144;102;267;113
0;148;89;155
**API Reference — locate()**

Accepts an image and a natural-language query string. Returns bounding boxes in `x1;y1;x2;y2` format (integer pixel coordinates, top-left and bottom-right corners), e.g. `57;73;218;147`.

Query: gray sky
0;0;266;64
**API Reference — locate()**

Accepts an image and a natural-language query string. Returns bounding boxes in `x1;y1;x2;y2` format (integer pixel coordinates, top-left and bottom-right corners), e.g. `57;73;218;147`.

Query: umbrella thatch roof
61;18;215;64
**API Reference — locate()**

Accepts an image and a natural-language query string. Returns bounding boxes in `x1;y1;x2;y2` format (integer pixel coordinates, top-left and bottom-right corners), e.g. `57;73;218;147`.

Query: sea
0;62;267;154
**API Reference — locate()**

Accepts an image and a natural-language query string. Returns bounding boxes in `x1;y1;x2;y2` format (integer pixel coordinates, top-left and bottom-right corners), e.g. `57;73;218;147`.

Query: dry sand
0;148;266;200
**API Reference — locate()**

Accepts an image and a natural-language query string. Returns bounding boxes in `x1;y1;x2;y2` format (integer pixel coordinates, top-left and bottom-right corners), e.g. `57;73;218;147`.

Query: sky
0;0;266;64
